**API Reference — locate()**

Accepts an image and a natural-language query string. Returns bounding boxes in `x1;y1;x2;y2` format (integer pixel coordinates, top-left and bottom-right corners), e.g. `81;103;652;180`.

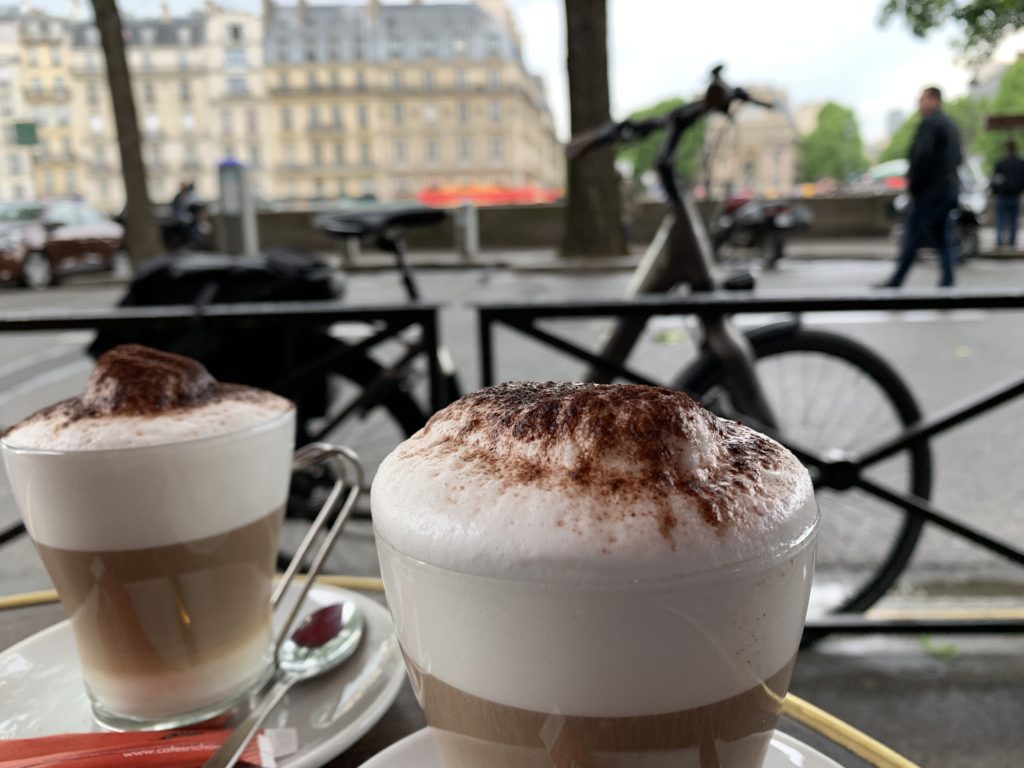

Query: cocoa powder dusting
3;344;274;438
406;382;788;547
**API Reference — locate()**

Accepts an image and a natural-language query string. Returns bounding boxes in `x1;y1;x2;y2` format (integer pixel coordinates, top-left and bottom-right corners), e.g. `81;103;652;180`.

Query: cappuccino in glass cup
373;382;817;768
2;345;295;730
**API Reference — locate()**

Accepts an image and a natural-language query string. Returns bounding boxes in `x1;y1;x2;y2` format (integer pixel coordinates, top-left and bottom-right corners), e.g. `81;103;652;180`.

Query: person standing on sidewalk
991;140;1024;251
879;87;963;287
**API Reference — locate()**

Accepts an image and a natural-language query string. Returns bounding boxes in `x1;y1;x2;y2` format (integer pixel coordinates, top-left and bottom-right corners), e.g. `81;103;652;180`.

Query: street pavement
0;248;1022;765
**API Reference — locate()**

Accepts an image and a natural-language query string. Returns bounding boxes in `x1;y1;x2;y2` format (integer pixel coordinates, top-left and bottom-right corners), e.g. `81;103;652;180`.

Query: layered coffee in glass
2;345;295;730
373;382;817;768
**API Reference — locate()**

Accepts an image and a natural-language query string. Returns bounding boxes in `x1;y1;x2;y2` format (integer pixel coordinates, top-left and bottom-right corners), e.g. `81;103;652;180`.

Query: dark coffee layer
406;655;794;766
35;507;283;675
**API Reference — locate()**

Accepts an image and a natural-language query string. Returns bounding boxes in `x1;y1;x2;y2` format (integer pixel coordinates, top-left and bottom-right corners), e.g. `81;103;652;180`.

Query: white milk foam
372;382;817;715
2;408;295;551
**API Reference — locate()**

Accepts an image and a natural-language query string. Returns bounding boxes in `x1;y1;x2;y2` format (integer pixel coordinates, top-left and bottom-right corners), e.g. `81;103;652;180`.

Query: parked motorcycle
710;194;813;267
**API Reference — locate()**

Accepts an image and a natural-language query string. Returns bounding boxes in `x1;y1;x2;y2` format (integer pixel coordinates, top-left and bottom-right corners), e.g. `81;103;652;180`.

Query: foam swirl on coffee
3;344;292;451
372;382;814;579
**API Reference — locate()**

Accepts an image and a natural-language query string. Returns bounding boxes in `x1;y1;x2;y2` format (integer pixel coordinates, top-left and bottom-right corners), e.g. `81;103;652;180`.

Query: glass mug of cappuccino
373;383;817;768
1;345;348;730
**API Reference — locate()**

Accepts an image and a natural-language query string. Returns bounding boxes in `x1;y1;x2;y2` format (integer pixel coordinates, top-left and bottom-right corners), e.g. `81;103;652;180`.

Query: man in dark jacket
991;140;1024;250
880;87;963;287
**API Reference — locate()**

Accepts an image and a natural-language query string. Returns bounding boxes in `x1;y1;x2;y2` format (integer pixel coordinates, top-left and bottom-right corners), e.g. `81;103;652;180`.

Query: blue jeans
888;193;957;287
996;195;1020;247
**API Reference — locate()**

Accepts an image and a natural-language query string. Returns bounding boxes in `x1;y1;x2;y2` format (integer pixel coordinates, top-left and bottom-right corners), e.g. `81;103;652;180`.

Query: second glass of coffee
373;382;818;768
2;345;296;730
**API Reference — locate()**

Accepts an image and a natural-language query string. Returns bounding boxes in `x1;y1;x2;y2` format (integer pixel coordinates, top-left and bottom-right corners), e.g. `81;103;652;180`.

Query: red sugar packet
0;728;289;767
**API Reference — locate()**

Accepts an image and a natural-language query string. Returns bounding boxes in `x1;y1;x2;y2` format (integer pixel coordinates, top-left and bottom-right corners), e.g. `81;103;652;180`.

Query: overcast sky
43;0;1024;143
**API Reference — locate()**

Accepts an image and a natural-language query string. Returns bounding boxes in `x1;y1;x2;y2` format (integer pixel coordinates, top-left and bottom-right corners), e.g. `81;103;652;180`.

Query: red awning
417;185;563;207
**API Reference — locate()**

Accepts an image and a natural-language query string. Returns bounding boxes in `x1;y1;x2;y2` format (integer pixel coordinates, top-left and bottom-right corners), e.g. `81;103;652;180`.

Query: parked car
0;200;128;290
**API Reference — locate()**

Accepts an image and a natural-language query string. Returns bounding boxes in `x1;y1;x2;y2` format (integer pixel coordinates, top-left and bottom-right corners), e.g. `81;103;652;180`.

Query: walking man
991;140;1024;251
879;87;963;287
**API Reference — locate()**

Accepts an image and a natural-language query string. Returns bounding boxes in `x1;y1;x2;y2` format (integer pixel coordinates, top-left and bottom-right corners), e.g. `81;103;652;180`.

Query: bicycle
316;67;933;621
81;68;932;622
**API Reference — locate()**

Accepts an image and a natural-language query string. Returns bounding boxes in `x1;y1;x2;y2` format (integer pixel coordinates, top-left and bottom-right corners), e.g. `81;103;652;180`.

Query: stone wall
231;194;900;254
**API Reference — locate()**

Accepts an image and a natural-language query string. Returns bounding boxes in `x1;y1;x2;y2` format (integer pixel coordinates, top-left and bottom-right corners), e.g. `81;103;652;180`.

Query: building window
184;142;198;164
30;77;41;95
425;138;439;163
393;103;404;126
393;140;405;163
307;71;317;90
423;70;435;90
89;115;103;134
313;143;322;164
490;137;504;161
458;138;472;162
360;141;371;166
330;70;340;88
332;105;343;128
141;27;156;46
142;52;152;70
490;100;501;122
26;47;37;67
66;169;75;192
334;142;344;166
228;24;244;43
144;113;160;134
456;69;467;90
43;170;54;194
423;105;438;124
86;51;97;70
61;137;71;157
143;81;155;104
457;101;469;124
392;71;401;90
278;71;289;91
488;69;501;89
178;27;192;45
179;52;189;70
315;178;324;196
221;110;232;133
226;77;247;96
180;81;191;102
283;143;296;165
246;108;258;133
249;145;260;167
362;179;375;196
358;105;368;129
7;153;20;174
356;70;366;89
281;107;292;131
87;83;99;106
225;48;247;68
182;113;195;132
50;46;61;66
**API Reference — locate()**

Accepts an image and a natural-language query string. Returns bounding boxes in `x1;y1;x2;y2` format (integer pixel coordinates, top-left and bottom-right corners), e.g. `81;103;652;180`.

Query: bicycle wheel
676;325;932;617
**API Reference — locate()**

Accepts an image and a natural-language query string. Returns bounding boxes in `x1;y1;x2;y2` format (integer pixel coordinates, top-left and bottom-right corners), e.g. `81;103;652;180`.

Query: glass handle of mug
271;443;364;654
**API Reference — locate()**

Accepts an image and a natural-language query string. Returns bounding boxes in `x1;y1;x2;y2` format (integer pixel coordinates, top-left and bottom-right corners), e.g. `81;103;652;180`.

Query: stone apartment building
0;8;35;201
3;0;562;211
703;87;800;198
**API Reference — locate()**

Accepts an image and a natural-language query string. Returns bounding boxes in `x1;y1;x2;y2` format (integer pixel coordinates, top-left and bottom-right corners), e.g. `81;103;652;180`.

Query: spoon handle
202;674;297;768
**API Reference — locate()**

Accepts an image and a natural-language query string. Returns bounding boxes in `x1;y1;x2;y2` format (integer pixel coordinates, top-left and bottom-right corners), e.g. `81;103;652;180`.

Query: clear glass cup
375;503;817;768
2;409;296;731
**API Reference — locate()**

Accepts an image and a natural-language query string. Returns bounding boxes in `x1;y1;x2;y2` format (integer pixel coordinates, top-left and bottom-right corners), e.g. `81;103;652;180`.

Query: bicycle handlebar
566;66;772;204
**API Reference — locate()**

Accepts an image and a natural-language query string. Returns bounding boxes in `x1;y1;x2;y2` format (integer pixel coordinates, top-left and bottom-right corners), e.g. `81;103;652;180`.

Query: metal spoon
203;602;365;768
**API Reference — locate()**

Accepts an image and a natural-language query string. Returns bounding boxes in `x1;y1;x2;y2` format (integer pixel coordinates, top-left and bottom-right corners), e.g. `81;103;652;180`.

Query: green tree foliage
879;0;1024;64
975;56;1024;168
799;103;868;182
615;99;705;184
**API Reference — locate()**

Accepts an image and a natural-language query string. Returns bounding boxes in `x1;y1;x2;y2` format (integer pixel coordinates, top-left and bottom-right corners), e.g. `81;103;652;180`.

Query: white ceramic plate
0;585;406;768
360;727;846;767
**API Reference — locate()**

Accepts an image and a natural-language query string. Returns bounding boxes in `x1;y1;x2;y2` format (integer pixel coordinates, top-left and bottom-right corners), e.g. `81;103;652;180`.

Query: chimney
161;1;171;22
368;0;381;22
297;0;307;25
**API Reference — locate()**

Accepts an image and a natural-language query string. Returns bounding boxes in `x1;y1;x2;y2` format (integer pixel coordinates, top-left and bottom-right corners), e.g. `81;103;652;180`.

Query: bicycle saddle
314;205;448;239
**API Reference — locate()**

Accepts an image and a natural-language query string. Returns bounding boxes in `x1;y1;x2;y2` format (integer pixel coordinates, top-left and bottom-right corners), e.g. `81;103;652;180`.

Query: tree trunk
561;0;624;257
91;0;162;266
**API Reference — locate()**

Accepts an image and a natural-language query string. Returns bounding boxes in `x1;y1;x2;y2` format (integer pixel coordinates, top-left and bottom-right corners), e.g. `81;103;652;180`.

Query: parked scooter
710;193;813;267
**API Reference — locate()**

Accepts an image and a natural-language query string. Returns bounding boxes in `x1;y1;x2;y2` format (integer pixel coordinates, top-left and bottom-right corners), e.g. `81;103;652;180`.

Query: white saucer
0;584;406;768
360;727;846;767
